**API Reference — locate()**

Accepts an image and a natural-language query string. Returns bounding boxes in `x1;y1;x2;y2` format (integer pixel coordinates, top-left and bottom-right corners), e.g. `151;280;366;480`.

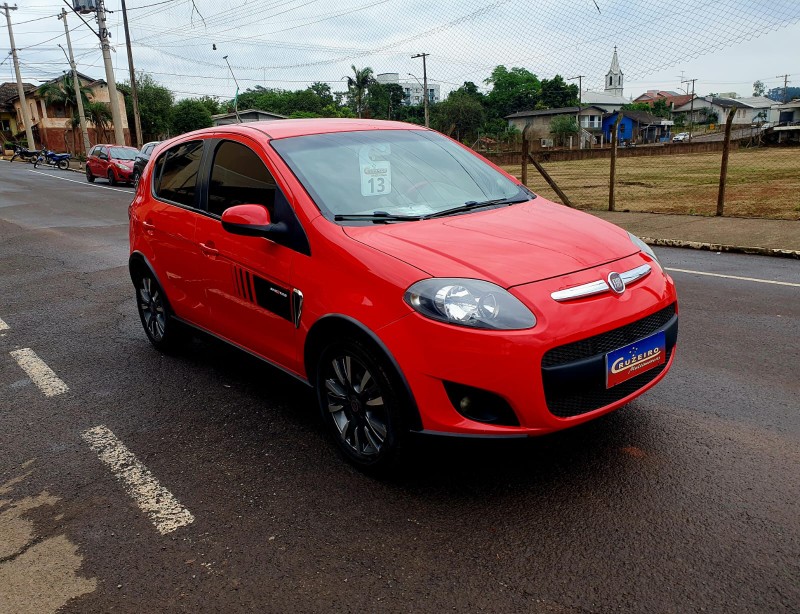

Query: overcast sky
3;0;799;102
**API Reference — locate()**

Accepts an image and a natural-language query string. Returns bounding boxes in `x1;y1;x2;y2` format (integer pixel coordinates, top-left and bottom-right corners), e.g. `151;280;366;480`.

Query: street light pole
1;3;35;148
222;55;242;123
59;10;91;155
412;53;429;128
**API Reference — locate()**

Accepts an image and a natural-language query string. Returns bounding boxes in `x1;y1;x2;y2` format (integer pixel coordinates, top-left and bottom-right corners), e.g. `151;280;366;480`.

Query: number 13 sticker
359;146;392;197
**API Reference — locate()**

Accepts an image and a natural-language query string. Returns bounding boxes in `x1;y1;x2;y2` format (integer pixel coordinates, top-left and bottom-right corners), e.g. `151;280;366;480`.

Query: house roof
735;96;777;108
506;106;579;119
581;90;629;105
211;108;288;121
606;109;666;125
0;82;36;110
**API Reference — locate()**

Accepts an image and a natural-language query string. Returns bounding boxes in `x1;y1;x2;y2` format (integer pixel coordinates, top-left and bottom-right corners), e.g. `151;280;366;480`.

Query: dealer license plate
605;331;666;388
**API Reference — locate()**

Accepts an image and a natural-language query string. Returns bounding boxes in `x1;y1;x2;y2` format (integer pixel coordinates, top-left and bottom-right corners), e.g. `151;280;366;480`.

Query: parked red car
86;144;139;185
129;119;678;471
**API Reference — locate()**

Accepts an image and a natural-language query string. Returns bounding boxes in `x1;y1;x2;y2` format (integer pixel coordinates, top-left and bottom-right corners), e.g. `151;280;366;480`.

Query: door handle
199;242;219;256
142;219;155;230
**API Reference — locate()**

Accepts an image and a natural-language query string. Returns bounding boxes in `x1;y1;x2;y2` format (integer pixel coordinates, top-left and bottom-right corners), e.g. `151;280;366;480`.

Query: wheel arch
304;315;423;432
128;252;173;314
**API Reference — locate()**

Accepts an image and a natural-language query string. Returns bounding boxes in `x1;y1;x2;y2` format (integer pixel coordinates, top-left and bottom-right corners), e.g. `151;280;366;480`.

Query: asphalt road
1;161;798;613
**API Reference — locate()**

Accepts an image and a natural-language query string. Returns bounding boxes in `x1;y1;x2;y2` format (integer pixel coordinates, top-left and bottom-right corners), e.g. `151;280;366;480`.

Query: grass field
501;147;800;219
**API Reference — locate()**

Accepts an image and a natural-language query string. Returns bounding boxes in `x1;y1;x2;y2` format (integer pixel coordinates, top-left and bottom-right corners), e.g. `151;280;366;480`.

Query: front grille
545;347;672;418
542;303;676;367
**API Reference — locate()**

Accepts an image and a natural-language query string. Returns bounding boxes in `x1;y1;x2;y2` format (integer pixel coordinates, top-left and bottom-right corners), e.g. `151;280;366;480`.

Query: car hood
343;199;639;287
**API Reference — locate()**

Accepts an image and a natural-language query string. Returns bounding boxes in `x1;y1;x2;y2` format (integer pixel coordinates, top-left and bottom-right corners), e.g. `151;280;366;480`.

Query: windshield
272;130;530;221
110;147;138;161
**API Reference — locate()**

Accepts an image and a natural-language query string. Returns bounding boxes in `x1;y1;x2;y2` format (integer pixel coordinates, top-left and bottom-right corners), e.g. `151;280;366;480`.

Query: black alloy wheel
107;170;117;186
316;340;406;471
135;272;178;351
86;167;95;183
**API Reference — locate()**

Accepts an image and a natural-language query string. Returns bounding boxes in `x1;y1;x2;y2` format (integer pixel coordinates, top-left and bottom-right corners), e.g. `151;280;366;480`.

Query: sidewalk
590;210;800;258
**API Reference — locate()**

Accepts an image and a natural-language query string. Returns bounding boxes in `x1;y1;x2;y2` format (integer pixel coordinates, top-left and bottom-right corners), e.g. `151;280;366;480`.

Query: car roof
200;118;429;141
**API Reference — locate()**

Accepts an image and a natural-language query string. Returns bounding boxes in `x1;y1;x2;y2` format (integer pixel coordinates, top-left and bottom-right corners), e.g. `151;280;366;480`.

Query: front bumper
378;252;678;436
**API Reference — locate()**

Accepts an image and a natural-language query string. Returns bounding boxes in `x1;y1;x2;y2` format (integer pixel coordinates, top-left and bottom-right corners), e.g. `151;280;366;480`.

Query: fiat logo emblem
608;272;625;294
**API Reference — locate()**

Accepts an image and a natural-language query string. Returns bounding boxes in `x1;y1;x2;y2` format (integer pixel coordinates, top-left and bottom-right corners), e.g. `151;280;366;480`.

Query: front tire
134;271;180;352
107;170;117;186
316;339;407;472
86;168;95;183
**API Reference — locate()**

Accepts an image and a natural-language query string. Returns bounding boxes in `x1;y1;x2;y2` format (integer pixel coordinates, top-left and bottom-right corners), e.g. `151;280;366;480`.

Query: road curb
641;237;800;260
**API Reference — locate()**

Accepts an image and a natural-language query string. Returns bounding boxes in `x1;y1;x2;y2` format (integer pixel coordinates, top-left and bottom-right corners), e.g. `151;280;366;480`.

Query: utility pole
97;0;125;144
776;74;789;103
120;0;142;147
682;77;696;142
412;53;429;128
59;10;90;155
568;75;585;105
2;3;35;148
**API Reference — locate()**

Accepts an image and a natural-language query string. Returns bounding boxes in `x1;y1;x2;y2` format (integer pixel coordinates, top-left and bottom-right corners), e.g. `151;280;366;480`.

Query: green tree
171;98;213;135
621;99;671;118
196;95;222;116
345;65;375;118
120;73;174;141
752;80;765;97
483;66;541;120
80;101;113;143
539;75;579;109
549;115;579;146
432;91;484;141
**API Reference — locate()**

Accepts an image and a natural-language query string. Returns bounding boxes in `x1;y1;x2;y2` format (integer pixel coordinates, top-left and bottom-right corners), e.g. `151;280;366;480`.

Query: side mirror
221;204;287;238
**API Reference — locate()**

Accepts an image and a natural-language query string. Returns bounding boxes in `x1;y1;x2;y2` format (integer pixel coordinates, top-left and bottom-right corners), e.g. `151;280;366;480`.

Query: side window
155;140;203;207
207;141;278;217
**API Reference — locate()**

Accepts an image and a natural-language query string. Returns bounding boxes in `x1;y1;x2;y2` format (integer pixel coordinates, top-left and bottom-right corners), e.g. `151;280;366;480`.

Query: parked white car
672;132;690;142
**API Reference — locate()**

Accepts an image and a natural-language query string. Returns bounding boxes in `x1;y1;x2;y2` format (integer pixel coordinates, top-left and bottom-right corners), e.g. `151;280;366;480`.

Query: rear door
141;139;209;323
194;136;301;370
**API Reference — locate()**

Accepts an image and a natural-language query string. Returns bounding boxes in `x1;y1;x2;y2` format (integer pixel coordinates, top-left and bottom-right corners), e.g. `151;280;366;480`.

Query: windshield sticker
359;145;392;197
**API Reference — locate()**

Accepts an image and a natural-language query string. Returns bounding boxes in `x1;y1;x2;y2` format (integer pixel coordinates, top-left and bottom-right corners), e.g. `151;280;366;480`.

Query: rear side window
207;140;278;217
154;140;203;208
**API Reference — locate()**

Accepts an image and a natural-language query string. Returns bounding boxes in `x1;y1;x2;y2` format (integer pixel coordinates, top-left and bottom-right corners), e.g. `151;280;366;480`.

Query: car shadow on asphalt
169;325;658;497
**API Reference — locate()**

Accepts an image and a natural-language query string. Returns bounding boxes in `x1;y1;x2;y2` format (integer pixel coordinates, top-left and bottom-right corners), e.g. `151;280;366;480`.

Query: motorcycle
9;143;39;163
33;149;72;171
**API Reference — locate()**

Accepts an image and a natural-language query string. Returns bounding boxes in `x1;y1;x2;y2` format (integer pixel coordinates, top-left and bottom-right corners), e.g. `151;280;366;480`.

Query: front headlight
116;162;130;169
628;232;660;264
404;278;536;330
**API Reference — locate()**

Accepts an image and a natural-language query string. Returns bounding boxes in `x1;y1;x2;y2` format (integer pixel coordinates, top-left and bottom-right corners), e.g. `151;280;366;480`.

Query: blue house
602;110;674;144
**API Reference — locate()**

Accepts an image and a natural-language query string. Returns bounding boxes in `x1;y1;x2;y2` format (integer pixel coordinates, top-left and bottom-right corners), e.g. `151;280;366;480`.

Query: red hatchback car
129;119;678;471
86;144;139;185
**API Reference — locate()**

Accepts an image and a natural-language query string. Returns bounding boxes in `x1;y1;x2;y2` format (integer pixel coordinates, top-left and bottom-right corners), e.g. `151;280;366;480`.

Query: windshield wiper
334;211;423;223
422;196;530;219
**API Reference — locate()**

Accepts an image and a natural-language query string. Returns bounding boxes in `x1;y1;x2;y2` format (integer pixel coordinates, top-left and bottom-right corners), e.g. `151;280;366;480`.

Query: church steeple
605;46;624;96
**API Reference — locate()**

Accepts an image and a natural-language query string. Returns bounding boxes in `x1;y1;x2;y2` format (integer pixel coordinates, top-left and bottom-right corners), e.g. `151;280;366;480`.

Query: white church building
582;47;630;111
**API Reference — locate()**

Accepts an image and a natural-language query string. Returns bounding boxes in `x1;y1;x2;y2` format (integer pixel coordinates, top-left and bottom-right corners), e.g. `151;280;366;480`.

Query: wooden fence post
716;107;737;217
528;153;575;208
521;125;529;186
609;113;622;211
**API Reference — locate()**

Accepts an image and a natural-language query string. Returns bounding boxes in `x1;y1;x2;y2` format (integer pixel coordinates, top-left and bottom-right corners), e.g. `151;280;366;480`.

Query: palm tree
344;65;374;118
78;101;112;143
39;76;92;152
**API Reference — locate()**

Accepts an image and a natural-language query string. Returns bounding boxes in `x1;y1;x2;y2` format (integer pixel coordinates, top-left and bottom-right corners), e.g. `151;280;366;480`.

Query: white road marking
665;267;800;288
82;425;195;535
27;169;133;193
0;317;8;331
10;348;69;397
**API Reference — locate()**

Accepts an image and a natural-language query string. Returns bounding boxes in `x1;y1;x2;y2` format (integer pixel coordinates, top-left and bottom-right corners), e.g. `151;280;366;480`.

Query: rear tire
86;168;95;183
57;159;69;171
107;170;117;186
134;270;181;352
316;339;407;473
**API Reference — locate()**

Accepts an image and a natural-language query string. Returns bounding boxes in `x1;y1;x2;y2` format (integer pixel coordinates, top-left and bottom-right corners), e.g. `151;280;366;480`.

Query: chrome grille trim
551;263;652;302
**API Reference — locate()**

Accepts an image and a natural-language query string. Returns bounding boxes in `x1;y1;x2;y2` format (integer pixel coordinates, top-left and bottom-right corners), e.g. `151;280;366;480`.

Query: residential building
673;95;779;126
375;72;440;106
634;90;694;109
776;99;800;124
3;72;129;153
0;82;36;145
211;109;287;126
506;105;607;148
602;110;674;144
